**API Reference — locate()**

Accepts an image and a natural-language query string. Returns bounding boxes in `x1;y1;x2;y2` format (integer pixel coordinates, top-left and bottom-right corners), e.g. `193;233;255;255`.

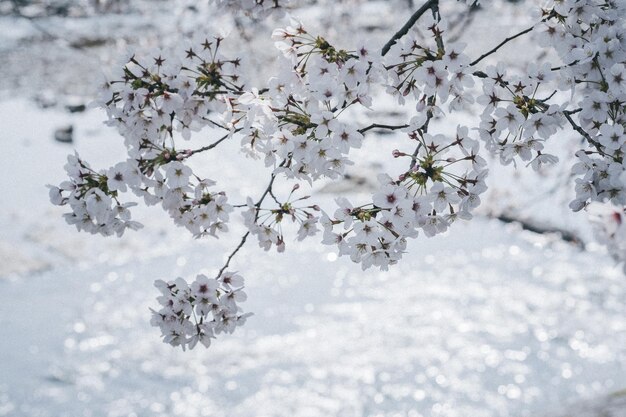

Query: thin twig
215;159;287;278
358;123;410;133
551;60;579;71
186;130;240;157
409;96;436;170
563;109;604;153
381;0;438;56
469;24;536;67
216;231;250;278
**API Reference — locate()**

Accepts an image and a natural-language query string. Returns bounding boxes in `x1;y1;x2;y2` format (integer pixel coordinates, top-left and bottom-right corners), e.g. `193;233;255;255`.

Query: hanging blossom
151;272;250;350
227;21;385;252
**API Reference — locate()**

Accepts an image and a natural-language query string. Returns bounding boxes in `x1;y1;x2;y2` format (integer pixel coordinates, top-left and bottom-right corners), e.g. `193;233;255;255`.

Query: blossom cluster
223;23;391;254
384;13;476;113
151;272;250;350
91;36;244;237
242;187;321;252
532;0;626;267
234;21;378;181
311;12;489;270
48;153;143;236
475;62;563;169
536;1;626;212
321;125;488;270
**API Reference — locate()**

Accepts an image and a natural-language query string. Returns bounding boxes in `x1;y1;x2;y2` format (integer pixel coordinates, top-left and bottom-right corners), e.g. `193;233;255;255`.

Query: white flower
164;161;192;188
373;184;406;209
430;183;461;212
599;124;625;151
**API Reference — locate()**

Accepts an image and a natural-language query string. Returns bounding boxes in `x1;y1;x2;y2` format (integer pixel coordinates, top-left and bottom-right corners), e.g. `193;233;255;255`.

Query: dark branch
215;159;287;278
381;0;438;56
494;213;585;249
551;60;579;72
216;231;250;279
186;132;232;157
469;24;536;67
563;109;604;153
359;123;410;134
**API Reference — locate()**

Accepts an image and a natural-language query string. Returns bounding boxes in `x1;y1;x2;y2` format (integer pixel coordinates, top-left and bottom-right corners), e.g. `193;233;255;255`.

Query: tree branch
409;95;436;170
359;123;410;134
469;24;536;67
381;0;438;56
186;132;232;157
216;231;250;279
563;109;604;154
215;159;287;278
493;213;585;249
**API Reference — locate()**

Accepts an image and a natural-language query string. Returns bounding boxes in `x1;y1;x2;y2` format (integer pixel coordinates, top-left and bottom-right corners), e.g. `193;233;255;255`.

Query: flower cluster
309;11;489;271
242;185;321;252
151;272;250;350
321;125;488;270
233;21;379;181
475;62;563;169
535;1;626;214
384;14;475;113
48;154;143;236
92;36;245;237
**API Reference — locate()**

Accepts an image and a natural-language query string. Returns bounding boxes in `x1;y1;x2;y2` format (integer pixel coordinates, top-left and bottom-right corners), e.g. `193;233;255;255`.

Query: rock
54;125;73;143
64;96;86;113
65;103;86;113
69;38;108;49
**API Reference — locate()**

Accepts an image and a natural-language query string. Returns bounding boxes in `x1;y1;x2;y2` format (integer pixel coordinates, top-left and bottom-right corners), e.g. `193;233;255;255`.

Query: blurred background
0;1;625;416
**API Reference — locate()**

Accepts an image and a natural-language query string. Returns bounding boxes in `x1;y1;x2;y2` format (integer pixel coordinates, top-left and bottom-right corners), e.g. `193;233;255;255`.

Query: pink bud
612;211;622;225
